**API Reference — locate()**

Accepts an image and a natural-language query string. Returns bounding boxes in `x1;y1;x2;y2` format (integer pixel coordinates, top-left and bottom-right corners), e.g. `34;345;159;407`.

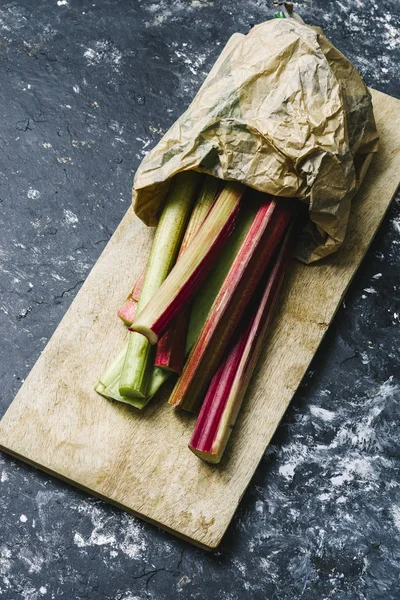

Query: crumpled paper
132;17;379;263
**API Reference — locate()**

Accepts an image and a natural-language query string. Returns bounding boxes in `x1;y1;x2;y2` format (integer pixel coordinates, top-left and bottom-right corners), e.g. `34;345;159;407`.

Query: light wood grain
0;89;399;549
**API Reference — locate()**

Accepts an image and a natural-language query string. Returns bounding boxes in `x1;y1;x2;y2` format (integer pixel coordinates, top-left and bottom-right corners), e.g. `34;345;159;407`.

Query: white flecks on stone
73;84;80;93
278;462;297;481
191;0;213;7
174;48;208;75
0;545;12;579
20;514;28;523
63;209;79;226
330;471;352;487
360;351;370;365
18;546;45;574
318;492;331;502
392;217;400;234
391;505;400;531
83;41;123;72
108;119;124;135
278;441;310;482
364;287;377;294
332;455;382;487
136;137;151;148
42;142;52;149
57;0;68;6
310;406;336;422
135;136;151;156
144;0;213;27
176;576;192;593
57;156;73;164
73;533;86;547
71;501;147;560
74;527;115;548
1;470;9;482
27;188;40;200
72;140;89;148
51;272;66;282
372;272;382;279
383;22;400;49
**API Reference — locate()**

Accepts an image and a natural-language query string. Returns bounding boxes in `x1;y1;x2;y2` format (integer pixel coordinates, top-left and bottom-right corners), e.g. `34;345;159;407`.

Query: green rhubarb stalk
154;175;221;373
95;200;257;407
98;345;127;390
119;171;201;398
96;347;169;409
117;176;220;332
96;342;151;409
130;182;245;345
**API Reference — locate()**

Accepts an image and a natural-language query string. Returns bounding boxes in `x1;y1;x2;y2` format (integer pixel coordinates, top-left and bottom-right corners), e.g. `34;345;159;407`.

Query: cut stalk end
188;445;221;464
129;325;158;345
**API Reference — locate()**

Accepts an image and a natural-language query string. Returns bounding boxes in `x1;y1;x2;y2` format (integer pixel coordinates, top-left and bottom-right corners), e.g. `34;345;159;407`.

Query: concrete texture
0;1;399;598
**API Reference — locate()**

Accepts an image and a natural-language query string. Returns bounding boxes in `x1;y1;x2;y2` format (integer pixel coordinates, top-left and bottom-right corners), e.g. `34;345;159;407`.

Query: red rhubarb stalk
117;269;145;325
130;181;245;345
189;221;299;463
117;297;138;326
154;176;221;373
169;196;297;412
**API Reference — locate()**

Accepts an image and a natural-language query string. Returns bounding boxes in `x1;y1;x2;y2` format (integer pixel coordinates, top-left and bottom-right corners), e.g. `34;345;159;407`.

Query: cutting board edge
0;442;222;551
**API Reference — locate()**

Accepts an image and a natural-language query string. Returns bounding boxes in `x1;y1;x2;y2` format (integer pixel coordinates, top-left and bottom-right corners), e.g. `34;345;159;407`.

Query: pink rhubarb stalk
117;269;145;325
154;176;221;373
189;221;299;463
130;182;245;345
169;197;297;412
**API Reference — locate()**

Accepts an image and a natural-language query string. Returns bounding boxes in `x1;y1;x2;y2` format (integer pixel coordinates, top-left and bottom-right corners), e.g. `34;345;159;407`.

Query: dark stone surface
0;0;399;598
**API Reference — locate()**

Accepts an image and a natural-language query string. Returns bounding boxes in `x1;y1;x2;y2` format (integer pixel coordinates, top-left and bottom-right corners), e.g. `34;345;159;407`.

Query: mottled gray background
1;1;399;599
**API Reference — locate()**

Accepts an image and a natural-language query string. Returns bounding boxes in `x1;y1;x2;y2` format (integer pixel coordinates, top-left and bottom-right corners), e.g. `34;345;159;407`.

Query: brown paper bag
132;18;379;263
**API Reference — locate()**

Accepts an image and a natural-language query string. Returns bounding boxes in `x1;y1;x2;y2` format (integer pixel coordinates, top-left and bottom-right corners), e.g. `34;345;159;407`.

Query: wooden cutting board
0;89;399;550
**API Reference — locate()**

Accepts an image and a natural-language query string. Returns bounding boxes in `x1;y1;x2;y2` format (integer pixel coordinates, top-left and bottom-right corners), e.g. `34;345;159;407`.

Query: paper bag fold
132;18;379;262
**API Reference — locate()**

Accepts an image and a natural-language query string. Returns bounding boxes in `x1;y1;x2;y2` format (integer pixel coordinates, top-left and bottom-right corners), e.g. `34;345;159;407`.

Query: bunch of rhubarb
96;171;301;462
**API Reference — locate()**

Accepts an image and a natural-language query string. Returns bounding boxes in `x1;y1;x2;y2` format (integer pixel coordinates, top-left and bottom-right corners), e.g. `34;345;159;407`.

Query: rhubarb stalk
117;269;145;325
189;220;299;463
154;175;221;373
96;202;256;407
169;196;297;412
119;171;201;398
96;345;170;409
130;181;245;344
